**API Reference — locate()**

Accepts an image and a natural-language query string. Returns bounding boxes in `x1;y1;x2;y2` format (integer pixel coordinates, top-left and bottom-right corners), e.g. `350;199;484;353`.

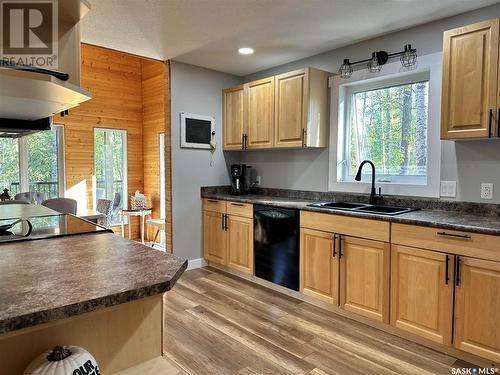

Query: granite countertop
202;191;500;236
0;233;187;334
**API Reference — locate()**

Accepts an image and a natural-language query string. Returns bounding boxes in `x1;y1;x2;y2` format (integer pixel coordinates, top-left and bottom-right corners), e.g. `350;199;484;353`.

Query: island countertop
0;233;187;335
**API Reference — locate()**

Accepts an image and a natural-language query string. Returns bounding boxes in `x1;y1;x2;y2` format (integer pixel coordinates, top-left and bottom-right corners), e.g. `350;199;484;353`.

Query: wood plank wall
141;59;172;252
57;44;171;242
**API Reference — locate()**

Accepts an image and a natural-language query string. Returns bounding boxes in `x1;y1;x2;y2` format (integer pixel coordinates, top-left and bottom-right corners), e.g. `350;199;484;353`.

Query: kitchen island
0;231;187;374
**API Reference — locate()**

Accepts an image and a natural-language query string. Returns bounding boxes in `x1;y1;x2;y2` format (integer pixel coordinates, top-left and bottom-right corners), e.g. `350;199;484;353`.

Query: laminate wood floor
163;267;471;375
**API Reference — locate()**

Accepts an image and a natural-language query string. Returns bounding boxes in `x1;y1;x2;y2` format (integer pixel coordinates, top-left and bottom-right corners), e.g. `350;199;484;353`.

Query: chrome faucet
355;160;383;205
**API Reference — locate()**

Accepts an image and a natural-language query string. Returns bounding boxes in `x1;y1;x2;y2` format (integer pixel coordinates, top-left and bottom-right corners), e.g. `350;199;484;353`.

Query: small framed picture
180;112;215;149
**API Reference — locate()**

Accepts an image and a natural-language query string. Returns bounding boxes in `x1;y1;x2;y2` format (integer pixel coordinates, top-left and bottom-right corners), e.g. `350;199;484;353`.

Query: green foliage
347;81;429;179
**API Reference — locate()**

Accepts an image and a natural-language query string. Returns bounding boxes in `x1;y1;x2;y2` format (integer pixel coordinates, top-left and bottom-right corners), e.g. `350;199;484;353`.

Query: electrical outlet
255;175;261;186
440;181;456;198
481;183;493;200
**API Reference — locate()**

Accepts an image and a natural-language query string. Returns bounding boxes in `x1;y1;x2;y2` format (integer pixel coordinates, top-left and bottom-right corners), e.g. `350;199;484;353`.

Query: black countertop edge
0;260;187;335
201;191;500;236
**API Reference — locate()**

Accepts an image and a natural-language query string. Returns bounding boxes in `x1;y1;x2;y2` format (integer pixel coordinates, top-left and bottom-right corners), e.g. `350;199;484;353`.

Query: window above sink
328;53;442;198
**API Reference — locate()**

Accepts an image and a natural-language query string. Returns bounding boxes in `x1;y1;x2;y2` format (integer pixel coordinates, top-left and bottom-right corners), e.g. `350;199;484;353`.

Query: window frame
341;72;430;185
92;127;128;216
328;52;442;198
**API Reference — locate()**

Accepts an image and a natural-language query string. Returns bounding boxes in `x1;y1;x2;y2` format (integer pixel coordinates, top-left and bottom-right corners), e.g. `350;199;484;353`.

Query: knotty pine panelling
141;59;172;252
57;44;145;239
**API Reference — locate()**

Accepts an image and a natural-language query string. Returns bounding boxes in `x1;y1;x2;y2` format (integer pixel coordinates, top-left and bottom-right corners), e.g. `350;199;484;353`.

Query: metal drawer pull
436;231;471;239
207;199;219;203
445;255;449;285
231;203;245;207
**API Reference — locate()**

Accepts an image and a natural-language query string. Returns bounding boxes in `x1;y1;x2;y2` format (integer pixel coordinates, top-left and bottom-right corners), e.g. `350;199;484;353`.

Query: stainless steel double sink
307;201;419;216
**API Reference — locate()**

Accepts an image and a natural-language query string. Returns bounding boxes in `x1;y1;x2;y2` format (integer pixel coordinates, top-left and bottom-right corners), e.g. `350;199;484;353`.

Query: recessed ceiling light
238;47;254;55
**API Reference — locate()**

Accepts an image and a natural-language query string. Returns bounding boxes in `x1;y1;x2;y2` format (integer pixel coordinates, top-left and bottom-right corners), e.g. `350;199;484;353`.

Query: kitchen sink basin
318;202;369;210
355;205;417;215
308;201;418;216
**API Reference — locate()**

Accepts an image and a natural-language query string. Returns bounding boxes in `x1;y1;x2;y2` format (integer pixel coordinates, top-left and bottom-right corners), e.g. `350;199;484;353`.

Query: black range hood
0;117;52;138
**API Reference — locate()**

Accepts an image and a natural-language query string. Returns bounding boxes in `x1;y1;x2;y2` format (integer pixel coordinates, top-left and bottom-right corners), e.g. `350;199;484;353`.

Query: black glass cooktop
0;214;112;243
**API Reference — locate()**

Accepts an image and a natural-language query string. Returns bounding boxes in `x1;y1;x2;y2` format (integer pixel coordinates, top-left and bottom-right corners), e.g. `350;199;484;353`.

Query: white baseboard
186;258;208;270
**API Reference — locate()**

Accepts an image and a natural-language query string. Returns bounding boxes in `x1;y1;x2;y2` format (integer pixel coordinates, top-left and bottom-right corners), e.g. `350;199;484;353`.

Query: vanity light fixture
338;44;417;78
238;47;254;55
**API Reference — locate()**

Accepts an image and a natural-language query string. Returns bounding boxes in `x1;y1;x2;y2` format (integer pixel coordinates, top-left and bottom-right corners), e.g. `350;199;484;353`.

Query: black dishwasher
254;205;299;291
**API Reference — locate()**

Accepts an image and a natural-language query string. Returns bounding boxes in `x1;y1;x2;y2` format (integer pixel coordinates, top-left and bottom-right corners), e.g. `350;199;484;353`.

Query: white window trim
17;124;65;197
92;128;128;211
328;52;442;198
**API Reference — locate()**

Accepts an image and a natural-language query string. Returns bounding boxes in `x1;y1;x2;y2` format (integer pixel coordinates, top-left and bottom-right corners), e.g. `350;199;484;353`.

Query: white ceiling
81;0;500;76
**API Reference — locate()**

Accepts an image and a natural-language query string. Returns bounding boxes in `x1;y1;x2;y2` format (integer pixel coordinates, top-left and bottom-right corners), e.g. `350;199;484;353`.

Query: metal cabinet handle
301;128;307;148
207;199;219;203
338;235;343;259
488;109;493;138
498;108;500;137
455;256;461;286
332;234;337;257
445;255;450;285
241;133;245;150
244;133;248;149
230;203;245;207
224;214;229;231
437;231;471;239
221;213;225;230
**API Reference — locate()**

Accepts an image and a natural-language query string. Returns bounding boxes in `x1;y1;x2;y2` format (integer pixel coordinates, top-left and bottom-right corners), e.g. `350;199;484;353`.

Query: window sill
330;180;439;198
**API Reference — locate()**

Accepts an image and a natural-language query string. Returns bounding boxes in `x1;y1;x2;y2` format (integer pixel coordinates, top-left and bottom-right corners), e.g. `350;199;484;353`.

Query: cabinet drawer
226;201;253;218
391;223;500;262
202;198;226;213
301;211;389;242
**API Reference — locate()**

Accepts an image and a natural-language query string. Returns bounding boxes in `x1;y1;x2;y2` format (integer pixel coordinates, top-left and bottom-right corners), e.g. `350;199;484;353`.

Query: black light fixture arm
341;44;416;70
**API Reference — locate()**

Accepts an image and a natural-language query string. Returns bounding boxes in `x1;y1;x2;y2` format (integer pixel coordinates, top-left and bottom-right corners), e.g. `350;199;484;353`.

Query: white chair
146;218;165;249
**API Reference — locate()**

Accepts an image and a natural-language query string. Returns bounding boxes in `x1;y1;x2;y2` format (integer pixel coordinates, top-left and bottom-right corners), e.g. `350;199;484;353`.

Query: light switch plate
481;183;493;200
440;181;456;198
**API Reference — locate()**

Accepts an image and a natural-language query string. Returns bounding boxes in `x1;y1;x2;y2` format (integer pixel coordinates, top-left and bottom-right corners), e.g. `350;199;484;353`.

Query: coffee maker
230;164;255;195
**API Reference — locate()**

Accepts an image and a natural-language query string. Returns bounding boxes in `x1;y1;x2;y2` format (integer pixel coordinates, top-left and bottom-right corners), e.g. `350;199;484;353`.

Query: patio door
0;126;64;199
94;128;128;225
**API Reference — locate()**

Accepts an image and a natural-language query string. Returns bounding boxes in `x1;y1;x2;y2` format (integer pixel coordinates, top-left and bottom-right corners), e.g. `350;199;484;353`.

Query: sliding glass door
94;128;128;225
0;126;64;199
0;138;20;195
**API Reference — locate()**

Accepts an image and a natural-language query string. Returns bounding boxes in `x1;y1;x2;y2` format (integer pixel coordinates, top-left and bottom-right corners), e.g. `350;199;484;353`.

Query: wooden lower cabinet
300;228;339;305
340;236;390;323
390;245;454;345
454;256;500;362
203;210;227;265
227;215;253;274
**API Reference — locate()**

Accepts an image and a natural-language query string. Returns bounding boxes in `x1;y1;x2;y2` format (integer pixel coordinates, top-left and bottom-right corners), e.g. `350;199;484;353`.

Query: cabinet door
441;19;499;139
340;236;390;323
300;228;339;305
246;77;274;149
274;69;308;148
227;215;253;274
223;85;245;150
203;210;227;265
454;256;500;362
391;245;454;345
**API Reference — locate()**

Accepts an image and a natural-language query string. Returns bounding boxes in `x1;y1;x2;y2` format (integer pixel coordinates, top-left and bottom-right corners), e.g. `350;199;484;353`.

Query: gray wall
170;61;240;260
240;3;500;203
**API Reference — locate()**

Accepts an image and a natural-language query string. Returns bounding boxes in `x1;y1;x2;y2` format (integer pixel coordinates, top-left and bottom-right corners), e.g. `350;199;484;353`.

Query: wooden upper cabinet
454;256;500;362
227;215;253;274
275;69;308;148
441;19;499;139
300;228;339;305
203;210;227;265
246;77;274;149
223;85;245;150
222;67;328;150
390;245;454;345
340;236;390;323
